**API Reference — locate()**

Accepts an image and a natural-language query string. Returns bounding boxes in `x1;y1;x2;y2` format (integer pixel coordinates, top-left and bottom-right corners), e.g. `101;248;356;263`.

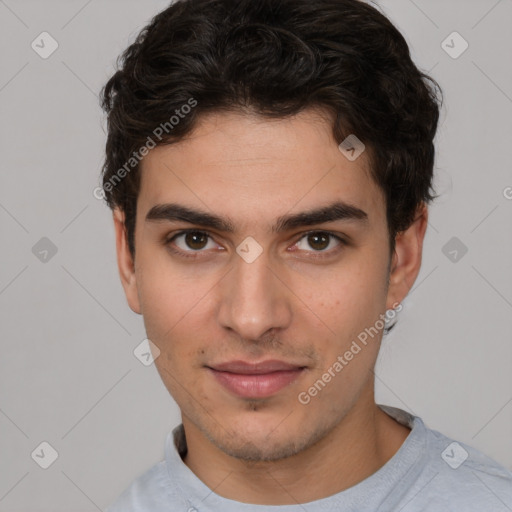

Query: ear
113;208;141;314
386;203;428;309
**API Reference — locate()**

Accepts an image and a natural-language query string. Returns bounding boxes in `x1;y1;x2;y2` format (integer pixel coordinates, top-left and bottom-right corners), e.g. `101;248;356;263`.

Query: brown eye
307;233;330;251
293;231;344;255
168;231;217;253
183;232;209;250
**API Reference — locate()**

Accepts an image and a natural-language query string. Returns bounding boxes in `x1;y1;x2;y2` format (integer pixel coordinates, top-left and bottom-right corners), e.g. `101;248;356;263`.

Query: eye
166;230;220;257
292;231;344;256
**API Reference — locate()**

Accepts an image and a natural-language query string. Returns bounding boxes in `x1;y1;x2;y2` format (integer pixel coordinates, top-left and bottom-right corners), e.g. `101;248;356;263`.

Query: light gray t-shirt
107;405;512;511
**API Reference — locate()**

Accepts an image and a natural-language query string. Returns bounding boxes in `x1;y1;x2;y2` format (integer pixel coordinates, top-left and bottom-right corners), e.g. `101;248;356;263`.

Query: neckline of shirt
163;404;427;510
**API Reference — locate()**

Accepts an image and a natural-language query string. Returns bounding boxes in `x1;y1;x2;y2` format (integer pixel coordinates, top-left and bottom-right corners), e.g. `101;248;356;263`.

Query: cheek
138;264;212;399
295;258;387;331
136;255;214;354
291;255;389;393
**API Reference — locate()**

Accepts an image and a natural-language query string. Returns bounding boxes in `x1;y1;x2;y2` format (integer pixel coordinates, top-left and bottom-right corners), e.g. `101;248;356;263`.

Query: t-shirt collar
164;404;426;511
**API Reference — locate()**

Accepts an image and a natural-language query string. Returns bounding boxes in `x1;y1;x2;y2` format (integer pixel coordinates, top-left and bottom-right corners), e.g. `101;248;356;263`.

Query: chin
210;431;305;462
201;410;334;462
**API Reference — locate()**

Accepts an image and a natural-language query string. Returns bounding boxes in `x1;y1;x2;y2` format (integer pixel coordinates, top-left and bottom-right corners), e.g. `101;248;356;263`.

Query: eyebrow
145;200;368;233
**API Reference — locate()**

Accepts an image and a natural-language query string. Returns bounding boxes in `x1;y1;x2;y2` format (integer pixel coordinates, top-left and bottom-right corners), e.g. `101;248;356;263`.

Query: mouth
206;360;307;399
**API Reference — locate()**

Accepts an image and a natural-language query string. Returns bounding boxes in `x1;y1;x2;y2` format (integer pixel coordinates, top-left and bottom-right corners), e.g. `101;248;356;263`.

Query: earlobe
386;203;428;310
113;208;142;314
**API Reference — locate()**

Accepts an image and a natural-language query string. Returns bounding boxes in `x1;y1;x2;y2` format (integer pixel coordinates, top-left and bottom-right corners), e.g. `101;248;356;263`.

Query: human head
101;0;442;464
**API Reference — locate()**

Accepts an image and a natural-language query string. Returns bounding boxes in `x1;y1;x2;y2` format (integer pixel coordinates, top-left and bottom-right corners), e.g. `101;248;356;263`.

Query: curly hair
100;0;442;259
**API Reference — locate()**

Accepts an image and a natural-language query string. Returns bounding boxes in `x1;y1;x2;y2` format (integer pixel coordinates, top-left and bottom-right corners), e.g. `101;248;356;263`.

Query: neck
181;388;410;505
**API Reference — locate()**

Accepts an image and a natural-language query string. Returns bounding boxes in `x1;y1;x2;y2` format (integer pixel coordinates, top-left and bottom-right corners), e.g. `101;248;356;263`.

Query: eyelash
164;229;346;260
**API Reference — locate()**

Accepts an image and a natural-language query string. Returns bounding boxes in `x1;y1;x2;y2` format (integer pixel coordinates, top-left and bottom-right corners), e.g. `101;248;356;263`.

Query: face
114;109;425;462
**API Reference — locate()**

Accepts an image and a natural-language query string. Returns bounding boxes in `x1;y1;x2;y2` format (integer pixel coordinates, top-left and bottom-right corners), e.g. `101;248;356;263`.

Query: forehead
137;110;386;229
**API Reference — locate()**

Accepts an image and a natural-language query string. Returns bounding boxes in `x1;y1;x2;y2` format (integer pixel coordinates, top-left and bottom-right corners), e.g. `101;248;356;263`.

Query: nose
216;250;293;342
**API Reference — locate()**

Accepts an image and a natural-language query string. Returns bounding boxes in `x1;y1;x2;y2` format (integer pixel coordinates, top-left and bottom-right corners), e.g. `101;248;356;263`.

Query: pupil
309;233;328;251
186;232;207;250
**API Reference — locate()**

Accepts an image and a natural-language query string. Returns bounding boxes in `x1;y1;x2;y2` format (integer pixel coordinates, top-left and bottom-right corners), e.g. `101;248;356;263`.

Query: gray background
1;0;511;510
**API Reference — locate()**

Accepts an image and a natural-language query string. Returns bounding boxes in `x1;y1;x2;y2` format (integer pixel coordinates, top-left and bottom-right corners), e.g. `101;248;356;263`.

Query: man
100;0;512;509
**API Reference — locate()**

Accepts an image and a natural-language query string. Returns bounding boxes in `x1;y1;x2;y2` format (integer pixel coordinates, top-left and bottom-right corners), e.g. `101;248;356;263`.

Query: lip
210;359;304;374
207;359;306;399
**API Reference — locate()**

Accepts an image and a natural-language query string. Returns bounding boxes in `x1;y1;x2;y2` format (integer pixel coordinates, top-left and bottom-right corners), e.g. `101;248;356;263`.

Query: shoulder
379;406;512;510
412;421;512;508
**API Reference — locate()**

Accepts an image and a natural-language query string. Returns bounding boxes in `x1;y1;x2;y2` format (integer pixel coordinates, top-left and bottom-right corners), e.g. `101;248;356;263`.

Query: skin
113;109;428;505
